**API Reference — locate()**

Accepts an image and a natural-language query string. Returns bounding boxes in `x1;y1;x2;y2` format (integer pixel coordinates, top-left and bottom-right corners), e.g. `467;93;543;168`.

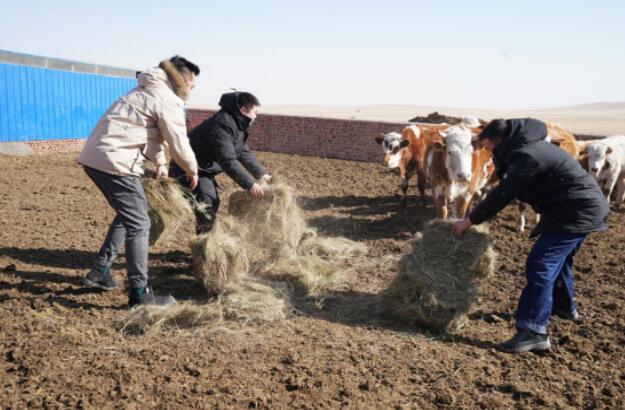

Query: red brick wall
186;109;404;163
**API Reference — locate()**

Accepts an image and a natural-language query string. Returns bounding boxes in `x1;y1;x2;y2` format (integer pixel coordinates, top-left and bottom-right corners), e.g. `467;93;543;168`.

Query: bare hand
187;174;198;190
249;183;265;199
452;218;473;239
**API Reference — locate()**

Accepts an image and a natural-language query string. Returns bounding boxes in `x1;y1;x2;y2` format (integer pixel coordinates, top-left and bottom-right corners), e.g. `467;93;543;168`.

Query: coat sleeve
208;124;256;189
155;103;198;176
469;153;541;225
238;143;267;179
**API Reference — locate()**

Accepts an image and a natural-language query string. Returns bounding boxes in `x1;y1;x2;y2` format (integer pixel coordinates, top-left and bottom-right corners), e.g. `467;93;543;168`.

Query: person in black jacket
170;91;270;233
452;118;609;353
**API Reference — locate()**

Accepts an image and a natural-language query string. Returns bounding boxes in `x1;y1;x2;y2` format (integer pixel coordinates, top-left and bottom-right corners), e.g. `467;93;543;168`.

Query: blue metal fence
0;63;136;142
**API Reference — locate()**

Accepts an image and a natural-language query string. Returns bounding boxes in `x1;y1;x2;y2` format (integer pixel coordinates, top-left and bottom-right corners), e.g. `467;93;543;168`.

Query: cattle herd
375;117;625;231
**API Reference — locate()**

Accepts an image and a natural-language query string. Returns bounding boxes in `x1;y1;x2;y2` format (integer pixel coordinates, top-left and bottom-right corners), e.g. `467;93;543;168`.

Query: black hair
170;55;200;76
237;92;261;109
478;119;508;141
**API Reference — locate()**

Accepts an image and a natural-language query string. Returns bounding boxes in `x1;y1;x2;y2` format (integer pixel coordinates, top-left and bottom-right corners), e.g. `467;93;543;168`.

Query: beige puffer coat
78;60;198;177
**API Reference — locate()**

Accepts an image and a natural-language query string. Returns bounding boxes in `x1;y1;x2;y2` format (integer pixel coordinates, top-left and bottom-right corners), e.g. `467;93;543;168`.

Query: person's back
514;138;608;234
470;118;608;236
79;59;197;178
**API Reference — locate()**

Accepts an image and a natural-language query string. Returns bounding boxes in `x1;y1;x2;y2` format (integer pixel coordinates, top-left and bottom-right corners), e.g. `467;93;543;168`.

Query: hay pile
187;184;367;294
381;219;496;333
142;177;193;246
190;218;249;293
125;183;366;334
118;280;288;335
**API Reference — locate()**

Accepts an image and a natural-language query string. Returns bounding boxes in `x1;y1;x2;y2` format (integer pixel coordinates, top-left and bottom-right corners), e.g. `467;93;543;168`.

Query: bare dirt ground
1;151;624;409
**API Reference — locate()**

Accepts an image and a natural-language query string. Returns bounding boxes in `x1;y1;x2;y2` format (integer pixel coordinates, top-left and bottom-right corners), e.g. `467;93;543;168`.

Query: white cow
585;135;625;203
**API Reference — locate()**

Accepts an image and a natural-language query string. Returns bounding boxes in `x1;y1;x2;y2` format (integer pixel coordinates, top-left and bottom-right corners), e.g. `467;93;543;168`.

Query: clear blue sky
1;0;624;109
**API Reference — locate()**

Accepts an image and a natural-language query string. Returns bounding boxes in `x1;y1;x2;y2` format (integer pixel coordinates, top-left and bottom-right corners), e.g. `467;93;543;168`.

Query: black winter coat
469;118;609;236
186;92;266;189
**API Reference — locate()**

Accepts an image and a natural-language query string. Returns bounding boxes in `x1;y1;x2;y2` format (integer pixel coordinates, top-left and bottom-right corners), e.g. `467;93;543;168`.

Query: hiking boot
128;287;176;308
553;308;581;322
499;329;551;353
82;267;118;291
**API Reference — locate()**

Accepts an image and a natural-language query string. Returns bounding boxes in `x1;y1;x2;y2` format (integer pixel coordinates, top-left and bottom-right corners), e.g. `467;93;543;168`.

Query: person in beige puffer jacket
78;56;199;307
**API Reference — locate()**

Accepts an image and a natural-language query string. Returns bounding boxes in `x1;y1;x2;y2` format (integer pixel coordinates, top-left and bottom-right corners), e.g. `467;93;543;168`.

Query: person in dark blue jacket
452;118;609;353
170;91;271;233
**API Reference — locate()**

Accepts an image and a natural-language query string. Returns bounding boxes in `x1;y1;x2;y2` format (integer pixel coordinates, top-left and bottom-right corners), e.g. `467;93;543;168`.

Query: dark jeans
170;164;220;234
516;232;587;334
84;166;150;289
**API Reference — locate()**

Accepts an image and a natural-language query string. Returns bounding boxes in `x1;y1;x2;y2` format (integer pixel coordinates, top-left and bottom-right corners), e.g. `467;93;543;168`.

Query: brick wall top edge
186;108;407;128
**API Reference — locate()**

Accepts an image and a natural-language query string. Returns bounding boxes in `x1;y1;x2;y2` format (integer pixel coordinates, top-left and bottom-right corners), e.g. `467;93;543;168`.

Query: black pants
170;164;220;234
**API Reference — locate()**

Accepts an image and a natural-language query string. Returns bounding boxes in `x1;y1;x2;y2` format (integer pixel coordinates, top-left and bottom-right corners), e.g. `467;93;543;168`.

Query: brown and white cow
374;124;446;206
374;117;485;207
424;125;495;219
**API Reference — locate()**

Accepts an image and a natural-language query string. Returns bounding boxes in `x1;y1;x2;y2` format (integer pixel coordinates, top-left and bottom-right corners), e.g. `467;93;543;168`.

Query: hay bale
227;186;367;294
381;219;496;333
118;280;288;335
143;177;193;246
228;184;306;258
190;218;249;294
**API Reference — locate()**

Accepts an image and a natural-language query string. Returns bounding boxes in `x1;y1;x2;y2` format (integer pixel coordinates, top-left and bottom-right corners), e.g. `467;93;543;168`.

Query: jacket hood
137;60;190;100
492;118;547;176
219;92;252;131
495;118;547;152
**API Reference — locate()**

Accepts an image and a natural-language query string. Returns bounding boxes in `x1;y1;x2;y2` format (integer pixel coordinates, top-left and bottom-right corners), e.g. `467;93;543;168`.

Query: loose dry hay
118;280;288;335
211;184;367;294
190;218;249;293
381;219;496;333
125;183;367;335
143;177;193;246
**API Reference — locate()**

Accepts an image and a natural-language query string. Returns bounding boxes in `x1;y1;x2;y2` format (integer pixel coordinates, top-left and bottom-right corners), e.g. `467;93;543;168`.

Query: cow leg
517;202;527;233
454;195;471;219
604;174;618;202
432;185;448;219
416;169;427;205
399;177;409;208
615;176;625;204
436;195;448;219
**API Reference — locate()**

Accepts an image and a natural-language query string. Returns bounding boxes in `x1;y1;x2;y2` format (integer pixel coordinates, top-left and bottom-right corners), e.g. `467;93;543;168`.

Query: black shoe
82;268;118;291
553;308;581;322
128;287;176;308
499;329;551;353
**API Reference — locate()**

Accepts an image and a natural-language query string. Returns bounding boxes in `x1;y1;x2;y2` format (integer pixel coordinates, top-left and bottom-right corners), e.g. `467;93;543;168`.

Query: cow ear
375;135;384;145
399;139;410;149
607;146;613;154
438;130;447;138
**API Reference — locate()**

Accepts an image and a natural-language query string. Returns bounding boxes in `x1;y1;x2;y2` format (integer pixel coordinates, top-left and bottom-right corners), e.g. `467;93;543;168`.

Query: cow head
375;131;408;169
440;125;474;182
586;143;613;177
